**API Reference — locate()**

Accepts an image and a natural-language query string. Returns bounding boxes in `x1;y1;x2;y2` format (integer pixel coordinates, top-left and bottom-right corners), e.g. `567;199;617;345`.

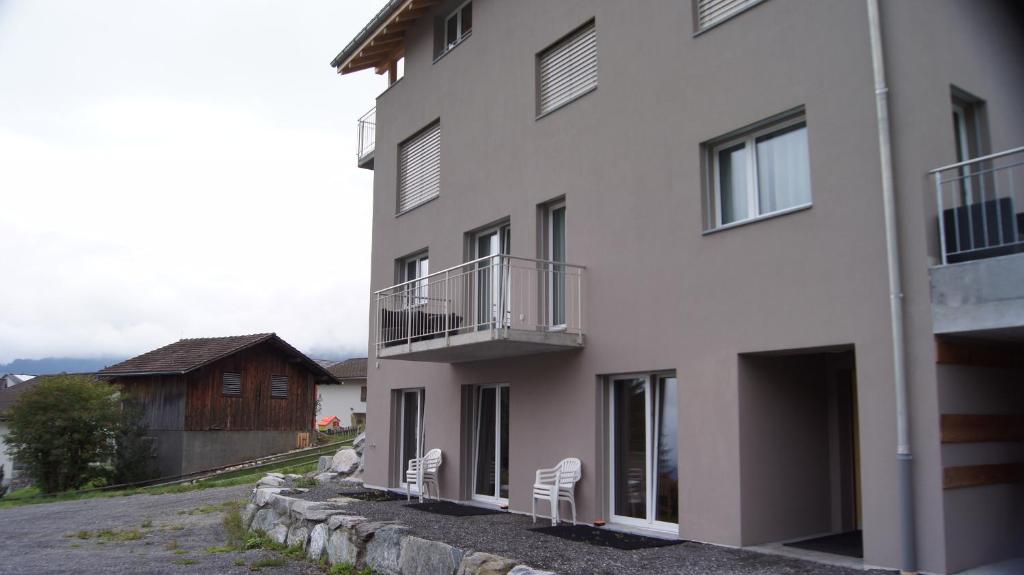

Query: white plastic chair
405;448;442;503
531;457;582;525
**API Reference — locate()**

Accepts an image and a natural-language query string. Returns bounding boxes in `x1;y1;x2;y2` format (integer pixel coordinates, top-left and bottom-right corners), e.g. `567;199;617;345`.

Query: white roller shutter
397;121;441;213
538;21;597;116
697;0;754;29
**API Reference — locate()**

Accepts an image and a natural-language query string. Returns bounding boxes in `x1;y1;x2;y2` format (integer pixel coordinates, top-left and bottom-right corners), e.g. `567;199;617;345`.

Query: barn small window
271;375;289;399
222;372;242;396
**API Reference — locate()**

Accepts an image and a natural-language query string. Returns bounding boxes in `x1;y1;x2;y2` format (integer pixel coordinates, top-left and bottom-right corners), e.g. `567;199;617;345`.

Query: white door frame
473;224;510;329
471;383;510;505
547;202;567;330
398;388;424;492
607;374;678;534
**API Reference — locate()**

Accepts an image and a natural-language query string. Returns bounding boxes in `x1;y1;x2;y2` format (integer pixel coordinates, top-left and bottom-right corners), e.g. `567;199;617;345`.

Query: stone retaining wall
243;486;556;575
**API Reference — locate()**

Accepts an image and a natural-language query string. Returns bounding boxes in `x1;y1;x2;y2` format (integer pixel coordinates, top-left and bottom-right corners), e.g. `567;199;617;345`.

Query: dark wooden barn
98;333;339;478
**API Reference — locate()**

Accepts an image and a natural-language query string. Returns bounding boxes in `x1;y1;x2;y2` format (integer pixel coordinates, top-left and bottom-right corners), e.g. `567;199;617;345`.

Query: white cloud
0;0;387;362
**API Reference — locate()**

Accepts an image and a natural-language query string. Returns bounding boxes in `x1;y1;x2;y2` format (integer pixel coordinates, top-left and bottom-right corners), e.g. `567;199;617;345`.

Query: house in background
0;376;45;487
317;415;342;432
1;374;35;390
320;358;368;429
98;333;338;478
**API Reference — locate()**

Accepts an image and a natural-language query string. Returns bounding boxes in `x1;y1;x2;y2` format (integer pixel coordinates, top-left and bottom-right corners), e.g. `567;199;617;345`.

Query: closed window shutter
398;122;441;213
271;375;289;398
222;372;241;396
538;21;597;116
697;0;754;29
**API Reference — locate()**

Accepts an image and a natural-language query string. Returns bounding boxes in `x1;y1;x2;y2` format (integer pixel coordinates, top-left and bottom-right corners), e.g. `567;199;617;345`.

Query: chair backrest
557;457;582;487
422;448;443;472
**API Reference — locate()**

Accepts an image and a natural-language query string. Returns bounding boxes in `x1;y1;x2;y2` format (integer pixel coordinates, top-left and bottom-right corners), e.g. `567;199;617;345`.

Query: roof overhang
330;0;440;75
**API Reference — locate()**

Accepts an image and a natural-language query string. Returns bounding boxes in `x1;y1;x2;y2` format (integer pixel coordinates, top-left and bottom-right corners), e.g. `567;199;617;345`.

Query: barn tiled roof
327;358;367;381
97;334;338;382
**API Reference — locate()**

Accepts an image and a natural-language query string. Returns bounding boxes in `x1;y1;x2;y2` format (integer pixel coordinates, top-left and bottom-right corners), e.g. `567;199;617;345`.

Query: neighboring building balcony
374;255;585;362
930;146;1024;338
357;106;375;169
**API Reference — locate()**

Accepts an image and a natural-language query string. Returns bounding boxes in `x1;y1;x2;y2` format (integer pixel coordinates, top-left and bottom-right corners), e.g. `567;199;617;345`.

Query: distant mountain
0;357;126;376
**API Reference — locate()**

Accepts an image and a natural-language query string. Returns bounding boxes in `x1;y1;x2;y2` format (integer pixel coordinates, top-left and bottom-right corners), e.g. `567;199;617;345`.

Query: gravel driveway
0;486;319;575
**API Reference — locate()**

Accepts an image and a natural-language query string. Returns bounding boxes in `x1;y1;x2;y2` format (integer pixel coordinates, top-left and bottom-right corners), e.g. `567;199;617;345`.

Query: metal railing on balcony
374;254;584;356
357;107;376;162
932;146;1024;265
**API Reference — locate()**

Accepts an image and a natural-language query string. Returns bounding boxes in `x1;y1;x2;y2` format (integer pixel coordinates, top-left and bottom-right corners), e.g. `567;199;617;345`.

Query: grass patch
172;558;198;566
293;476;319;489
141;519;153;529
251;558;286;569
222;500;246;549
174;549;189;555
329;563;377;575
234;559;246;566
94;528;143;542
205;545;236;554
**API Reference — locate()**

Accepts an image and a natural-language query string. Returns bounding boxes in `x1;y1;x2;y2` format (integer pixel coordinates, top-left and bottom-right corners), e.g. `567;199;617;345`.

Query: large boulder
257;475;287;488
457;553;518;575
353;432;366;452
327;527;363;566
250;508;281;534
307;523;329;561
399;536;464;575
508;567;557;575
315;472;337;485
286;524;310;549
363;524;411;575
317;456;333;473
331;448;360;475
268;524;290;545
240;503;259;531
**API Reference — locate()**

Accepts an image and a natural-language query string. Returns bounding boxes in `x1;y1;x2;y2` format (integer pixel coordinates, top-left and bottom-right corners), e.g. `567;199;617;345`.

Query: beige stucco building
331;1;1024;573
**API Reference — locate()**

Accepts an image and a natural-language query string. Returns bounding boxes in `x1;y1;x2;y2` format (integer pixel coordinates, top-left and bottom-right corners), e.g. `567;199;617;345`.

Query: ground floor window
472;384;509;503
609;373;678;531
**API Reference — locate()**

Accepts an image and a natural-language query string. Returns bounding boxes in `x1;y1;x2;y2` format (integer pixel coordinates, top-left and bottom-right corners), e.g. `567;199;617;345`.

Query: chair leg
550;492;559;526
531;496;536;523
406;481;411;501
569;497;577;526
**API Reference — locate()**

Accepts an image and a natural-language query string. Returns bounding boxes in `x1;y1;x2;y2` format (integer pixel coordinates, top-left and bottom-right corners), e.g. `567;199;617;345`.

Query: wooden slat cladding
184;341;315;432
943;463;1024;489
117;374;187;431
935;339;1024;368
941;414;1024;444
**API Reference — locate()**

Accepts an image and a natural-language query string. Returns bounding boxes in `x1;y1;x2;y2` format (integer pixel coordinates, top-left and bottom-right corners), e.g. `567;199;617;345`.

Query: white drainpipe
865;1;917;573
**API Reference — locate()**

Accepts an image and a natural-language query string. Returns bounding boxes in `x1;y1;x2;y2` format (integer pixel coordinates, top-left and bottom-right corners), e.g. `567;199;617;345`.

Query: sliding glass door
609;374;678;531
473;384;509;503
548;203;566;328
399;389;424;490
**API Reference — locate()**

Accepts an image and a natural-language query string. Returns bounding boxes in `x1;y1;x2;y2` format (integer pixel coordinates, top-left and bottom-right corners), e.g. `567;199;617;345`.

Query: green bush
3;375;120;493
111;398;155;485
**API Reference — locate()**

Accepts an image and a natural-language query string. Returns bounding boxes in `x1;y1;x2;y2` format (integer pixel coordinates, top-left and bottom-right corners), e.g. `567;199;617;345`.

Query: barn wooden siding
118;374;187;431
183;341;316;432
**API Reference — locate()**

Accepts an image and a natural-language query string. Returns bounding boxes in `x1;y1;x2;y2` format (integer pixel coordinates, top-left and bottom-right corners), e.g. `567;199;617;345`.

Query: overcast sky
0;0;388;363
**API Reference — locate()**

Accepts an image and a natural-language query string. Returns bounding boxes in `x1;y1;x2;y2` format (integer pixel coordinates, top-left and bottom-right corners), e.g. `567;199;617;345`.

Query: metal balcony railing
932;146;1024;265
357;107;376;162
374;254;585;356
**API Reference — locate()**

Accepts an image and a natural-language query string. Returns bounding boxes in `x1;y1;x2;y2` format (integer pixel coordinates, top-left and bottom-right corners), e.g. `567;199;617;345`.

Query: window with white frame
400;252;429;307
445;1;472;51
708;113;811;229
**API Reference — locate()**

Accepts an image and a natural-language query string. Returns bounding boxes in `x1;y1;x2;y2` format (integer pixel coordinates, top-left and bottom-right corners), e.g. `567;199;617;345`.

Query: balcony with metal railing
930;146;1024;337
357;106;376;169
374;254;585;362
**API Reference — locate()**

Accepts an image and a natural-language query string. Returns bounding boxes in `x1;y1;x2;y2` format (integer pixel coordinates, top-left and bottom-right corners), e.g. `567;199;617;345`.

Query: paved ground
0;486;319;575
305;485;896;575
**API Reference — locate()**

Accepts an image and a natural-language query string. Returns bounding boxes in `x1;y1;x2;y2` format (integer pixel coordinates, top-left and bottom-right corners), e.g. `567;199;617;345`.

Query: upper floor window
360;385;367;402
695;0;761;31
222;372;242;396
707;112;811;230
537;20;597;118
445;1;472;51
271;375;289;399
398;121;441;214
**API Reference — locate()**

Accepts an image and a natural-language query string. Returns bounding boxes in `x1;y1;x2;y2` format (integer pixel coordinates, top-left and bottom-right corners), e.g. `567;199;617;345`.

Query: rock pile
242;486;557;575
311;432;366;487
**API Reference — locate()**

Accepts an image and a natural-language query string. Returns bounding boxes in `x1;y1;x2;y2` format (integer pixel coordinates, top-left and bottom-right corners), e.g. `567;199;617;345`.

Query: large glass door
548;203;566;329
474;225;510;329
399;389;424;490
473;384;509;503
609;374;678;532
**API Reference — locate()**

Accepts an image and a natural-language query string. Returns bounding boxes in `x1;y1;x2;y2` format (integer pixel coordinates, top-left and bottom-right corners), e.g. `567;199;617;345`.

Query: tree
110;398;155;485
4;375;120;493
0;464;8;498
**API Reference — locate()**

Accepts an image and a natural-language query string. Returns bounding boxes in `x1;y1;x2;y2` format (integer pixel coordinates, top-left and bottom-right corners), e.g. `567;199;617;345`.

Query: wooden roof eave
333;0;440;76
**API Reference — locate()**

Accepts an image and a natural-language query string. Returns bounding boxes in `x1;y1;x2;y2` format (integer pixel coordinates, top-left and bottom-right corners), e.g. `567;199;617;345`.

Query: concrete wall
180;430;305;475
319;381;366;428
355;1;1024;572
931;253;1024;336
937;363;1024;573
